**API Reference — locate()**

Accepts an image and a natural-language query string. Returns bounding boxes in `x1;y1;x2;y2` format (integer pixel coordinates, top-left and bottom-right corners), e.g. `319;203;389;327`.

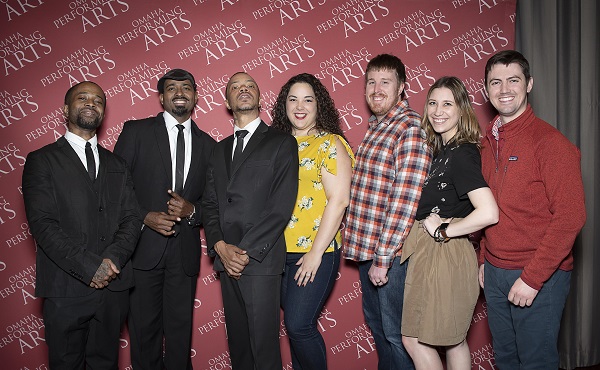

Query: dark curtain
516;1;600;368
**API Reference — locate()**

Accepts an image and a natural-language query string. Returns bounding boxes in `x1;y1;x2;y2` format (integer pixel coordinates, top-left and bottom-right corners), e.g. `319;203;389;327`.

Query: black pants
220;272;282;370
128;242;197;370
43;288;128;370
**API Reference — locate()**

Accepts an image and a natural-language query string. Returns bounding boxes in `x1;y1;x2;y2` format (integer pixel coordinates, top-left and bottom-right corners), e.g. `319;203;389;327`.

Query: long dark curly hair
271;73;347;142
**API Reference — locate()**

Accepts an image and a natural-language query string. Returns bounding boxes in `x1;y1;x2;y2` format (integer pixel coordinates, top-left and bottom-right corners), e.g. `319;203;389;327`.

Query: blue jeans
281;248;340;370
484;261;571;370
359;257;415;370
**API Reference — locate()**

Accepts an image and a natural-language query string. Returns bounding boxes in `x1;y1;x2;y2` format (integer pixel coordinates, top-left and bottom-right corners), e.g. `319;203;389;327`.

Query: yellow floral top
285;132;355;253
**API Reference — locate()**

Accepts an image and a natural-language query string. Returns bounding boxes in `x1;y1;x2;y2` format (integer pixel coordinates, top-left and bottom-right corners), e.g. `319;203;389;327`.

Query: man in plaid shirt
343;54;431;370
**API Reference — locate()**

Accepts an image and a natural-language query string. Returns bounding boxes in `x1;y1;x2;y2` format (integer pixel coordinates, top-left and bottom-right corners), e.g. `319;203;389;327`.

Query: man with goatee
114;69;215;369
202;72;298;370
343;54;431;370
23;81;142;369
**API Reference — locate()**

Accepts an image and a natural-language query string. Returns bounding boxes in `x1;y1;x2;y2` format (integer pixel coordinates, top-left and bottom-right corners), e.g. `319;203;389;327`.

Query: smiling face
285;82;317;136
426;87;460;144
485;62;533;124
63;82;105;136
159;79;198;123
365;69;404;122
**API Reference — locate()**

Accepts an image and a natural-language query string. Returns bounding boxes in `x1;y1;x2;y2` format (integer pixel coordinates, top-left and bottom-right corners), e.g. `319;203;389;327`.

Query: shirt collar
234;117;261;136
489;104;534;140
163;111;191;132
368;99;410;127
65;130;98;149
491;116;503;141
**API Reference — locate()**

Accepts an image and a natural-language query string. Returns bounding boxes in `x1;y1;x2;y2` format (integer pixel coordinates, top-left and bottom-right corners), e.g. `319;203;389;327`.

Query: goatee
172;106;192;117
233;105;258;113
76;114;101;131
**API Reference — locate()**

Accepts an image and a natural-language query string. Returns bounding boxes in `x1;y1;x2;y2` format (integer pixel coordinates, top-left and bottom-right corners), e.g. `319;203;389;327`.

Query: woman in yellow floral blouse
271;73;355;369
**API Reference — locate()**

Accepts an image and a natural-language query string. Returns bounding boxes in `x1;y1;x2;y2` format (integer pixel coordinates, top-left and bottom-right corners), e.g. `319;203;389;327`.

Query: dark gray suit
114;113;215;369
22;136;141;369
203;121;298;370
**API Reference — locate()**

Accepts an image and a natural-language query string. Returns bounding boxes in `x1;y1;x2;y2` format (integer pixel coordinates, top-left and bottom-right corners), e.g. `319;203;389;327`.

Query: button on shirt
342;100;432;268
65;131;99;178
231;117;261;160
164;112;192;191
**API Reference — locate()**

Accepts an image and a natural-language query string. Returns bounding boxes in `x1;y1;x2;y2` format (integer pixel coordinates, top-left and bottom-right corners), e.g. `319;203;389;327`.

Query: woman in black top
401;76;499;370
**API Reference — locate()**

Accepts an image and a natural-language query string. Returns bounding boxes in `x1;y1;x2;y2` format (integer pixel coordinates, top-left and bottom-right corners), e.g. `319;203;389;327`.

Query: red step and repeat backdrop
0;0;515;369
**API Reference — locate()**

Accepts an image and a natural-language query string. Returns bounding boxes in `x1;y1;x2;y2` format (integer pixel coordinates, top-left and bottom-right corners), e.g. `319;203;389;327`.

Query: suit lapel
97;146;108;181
223;135;234;178
183;121;202;196
57;136;96;189
154;114;173;188
231;121;268;175
93;146;110;195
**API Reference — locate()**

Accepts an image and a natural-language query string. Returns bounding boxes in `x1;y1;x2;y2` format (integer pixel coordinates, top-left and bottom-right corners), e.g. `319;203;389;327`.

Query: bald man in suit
203;72;298;370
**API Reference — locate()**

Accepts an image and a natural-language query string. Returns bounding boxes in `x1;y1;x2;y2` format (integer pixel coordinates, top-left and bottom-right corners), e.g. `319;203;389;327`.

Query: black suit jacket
114;113;215;276
23;137;142;298
202;121;299;275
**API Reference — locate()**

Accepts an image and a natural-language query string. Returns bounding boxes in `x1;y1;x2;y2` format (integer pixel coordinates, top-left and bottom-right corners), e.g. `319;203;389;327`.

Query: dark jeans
484;260;571;370
281;247;341;370
358;257;415;370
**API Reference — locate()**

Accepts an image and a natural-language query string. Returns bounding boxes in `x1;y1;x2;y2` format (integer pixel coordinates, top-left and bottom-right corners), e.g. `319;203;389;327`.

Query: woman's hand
423;213;442;237
294;250;323;286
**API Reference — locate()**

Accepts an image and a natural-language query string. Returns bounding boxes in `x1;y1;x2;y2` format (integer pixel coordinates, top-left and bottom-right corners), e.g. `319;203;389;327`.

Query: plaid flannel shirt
343;99;431;268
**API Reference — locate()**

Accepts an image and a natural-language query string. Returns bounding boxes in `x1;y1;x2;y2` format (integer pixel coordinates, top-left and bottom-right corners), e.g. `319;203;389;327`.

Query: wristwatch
186;206;196;226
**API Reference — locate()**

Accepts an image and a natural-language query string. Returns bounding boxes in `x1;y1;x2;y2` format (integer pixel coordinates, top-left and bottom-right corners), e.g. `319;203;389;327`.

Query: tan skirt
401;220;479;346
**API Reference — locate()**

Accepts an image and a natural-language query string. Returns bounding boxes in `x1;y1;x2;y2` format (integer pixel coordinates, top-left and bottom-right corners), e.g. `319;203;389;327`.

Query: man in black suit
202;72;299;370
114;69;215;369
22;81;142;369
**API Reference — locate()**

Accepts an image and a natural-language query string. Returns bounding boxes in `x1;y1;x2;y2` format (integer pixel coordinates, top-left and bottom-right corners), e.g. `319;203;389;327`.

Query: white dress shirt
65;131;99;177
164;111;192;191
232;117;261;160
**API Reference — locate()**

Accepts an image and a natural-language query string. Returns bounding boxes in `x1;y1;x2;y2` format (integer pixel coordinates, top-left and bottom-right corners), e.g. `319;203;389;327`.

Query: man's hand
214;241;249;280
167;190;194;218
508;277;539;307
368;264;389;286
90;258;120;289
144;211;180;236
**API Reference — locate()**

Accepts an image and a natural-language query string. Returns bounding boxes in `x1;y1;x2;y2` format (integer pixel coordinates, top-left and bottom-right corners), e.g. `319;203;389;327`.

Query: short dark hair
64;81;104;105
365;54;407;99
157;69;196;93
484;50;531;85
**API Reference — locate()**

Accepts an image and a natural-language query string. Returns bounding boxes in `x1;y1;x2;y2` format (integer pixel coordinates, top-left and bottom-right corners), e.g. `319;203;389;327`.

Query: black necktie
85;142;95;182
232;130;248;168
175;124;185;194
